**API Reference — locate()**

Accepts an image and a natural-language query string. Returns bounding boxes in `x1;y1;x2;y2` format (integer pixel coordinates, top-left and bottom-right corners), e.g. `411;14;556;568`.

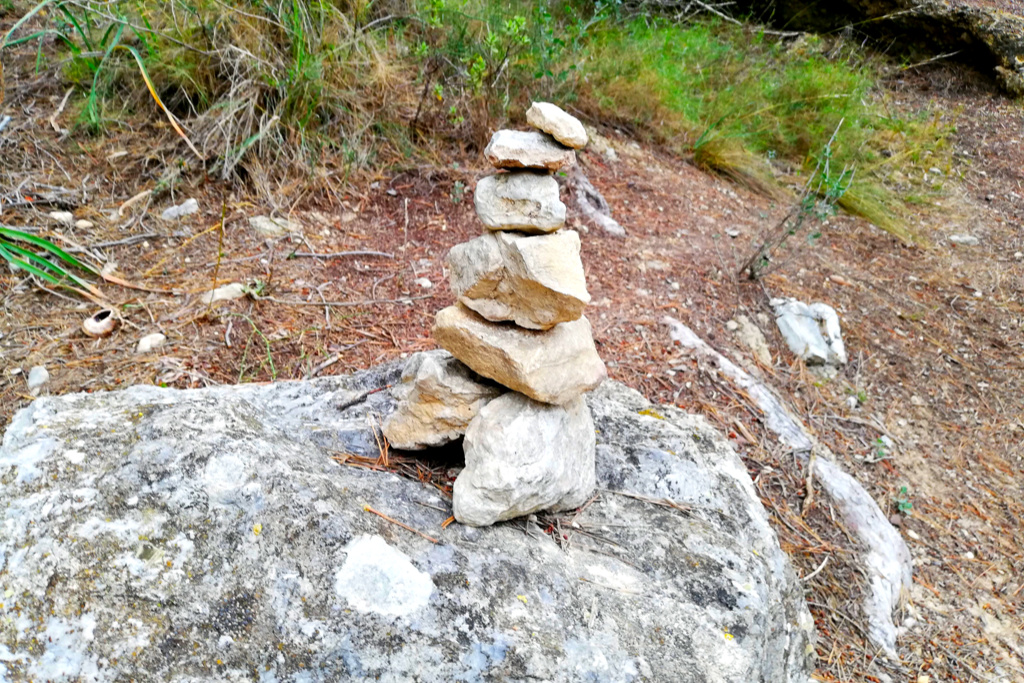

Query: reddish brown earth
2;60;1023;680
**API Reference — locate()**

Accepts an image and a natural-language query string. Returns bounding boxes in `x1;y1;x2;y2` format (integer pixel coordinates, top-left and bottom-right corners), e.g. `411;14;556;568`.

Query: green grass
580;21;952;240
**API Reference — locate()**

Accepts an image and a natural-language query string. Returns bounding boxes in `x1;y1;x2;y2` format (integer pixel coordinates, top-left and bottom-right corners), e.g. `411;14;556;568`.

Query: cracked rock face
447;230;590;331
432;304;606;405
473;172;566;233
382;350;503;450
0;366;814;682
453;392;596;527
526;101;589;149
483;129;576;171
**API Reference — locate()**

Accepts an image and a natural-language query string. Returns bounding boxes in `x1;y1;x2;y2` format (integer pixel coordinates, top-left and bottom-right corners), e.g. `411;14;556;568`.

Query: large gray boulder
0;364;814;682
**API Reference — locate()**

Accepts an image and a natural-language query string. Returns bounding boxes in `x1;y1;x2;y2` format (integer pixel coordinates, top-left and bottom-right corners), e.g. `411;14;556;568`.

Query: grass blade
1;240;106;298
1;0;53;50
0;226;99;275
116;44;203;159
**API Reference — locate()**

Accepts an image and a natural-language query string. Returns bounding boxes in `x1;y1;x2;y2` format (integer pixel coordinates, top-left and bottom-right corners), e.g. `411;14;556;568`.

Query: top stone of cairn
526;102;588;149
484;130;576;172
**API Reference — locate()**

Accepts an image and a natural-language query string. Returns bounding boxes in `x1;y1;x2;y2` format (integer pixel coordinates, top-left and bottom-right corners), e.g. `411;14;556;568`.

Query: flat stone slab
447;230;590;330
433;304;606;405
0;368;814;682
484;130;576;171
526;102;588;149
474;172;566;233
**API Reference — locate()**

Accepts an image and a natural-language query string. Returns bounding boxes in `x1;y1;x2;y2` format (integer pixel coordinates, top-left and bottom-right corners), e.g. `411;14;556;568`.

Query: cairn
384;103;605;527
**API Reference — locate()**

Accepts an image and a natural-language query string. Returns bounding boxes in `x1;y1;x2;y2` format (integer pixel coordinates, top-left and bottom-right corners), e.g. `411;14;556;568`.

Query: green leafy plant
739;120;854;279
0;226;105;302
895;486;913;514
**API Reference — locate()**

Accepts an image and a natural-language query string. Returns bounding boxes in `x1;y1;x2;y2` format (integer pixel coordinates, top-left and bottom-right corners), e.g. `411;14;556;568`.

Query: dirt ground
2;55;1023;680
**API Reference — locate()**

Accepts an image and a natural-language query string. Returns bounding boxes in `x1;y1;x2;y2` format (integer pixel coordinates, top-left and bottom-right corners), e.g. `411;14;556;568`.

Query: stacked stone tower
384;103;606;527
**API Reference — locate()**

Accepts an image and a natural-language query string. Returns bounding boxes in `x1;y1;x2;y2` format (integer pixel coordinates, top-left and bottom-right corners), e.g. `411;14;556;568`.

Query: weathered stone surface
526;102;588;149
382;350;503;450
447;231;589;330
484;130;576;171
0;366;814;682
474;172;566;233
454;392;595;526
433;304;606;405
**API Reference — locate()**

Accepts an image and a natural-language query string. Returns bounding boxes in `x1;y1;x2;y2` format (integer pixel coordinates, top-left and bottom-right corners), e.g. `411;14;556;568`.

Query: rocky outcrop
0;367;815;681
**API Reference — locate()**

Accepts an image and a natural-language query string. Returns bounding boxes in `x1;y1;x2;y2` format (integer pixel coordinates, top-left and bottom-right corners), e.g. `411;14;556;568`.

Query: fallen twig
289;250;394;259
364;505;438;544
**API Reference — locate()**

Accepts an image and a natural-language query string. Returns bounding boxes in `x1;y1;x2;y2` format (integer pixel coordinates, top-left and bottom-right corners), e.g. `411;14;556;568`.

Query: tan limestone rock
483;130;575;171
473;172;565;233
432;305;606;405
526;102;588;149
453;392;596;527
447;231;590;330
382;350;503;450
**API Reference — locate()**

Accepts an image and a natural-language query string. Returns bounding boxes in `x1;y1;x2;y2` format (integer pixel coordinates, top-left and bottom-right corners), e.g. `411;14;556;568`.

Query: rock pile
384;103;606;527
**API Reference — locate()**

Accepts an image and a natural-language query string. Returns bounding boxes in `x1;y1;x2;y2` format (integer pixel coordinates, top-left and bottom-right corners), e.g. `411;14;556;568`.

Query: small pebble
136;333;167;354
75;219;94;230
27;365;50;390
48;211;74;226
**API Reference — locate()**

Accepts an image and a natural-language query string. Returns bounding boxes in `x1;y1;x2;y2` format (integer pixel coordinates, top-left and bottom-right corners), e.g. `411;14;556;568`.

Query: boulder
453;392;595;526
0;365;814;682
382;350;503;450
771;298;847;366
447;231;590;330
484;130;576;171
433;304;606;405
474;172;566;233
526;102;588;149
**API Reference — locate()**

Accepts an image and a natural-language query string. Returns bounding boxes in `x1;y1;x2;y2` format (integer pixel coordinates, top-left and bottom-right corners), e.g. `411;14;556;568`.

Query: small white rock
725;320;740;332
136;333;167;354
126;495;139;507
160;198;199;221
725;229;741;238
948;234;980;246
414;277;433;289
49;211;74;226
1014;252;1023;260
27;366;50;390
200;282;247;304
249;215;302;237
75;219;95;230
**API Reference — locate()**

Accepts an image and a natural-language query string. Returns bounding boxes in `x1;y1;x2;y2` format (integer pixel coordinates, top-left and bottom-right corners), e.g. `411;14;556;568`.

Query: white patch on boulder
334;535;434;617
